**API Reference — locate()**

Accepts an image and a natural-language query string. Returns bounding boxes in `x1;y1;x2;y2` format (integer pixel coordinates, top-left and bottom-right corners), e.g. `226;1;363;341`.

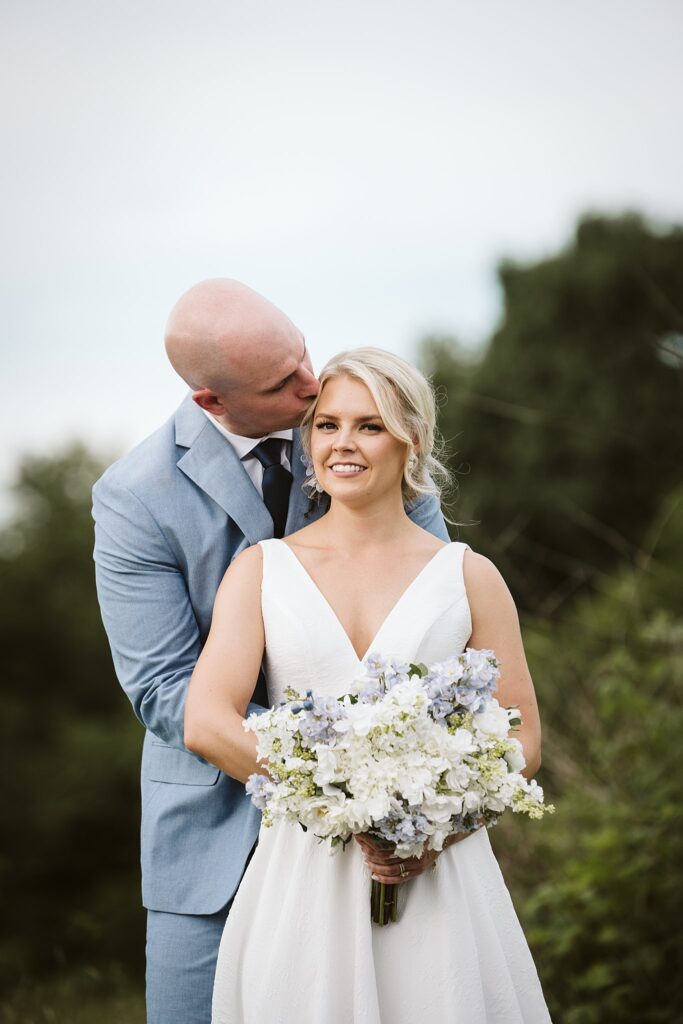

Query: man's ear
192;388;228;416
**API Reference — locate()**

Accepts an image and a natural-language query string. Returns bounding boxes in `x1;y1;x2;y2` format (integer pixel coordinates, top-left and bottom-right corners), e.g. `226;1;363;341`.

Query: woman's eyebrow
314;412;383;422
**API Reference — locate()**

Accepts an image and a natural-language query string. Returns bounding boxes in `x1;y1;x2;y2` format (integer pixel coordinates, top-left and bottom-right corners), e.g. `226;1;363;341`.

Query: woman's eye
314;421;382;432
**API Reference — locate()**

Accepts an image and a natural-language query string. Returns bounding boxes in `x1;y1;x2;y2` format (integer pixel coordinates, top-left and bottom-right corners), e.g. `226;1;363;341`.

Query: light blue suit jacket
92;394;449;914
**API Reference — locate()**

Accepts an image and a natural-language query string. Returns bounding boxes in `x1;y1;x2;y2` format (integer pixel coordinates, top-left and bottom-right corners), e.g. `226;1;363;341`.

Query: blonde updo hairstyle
300;347;452;513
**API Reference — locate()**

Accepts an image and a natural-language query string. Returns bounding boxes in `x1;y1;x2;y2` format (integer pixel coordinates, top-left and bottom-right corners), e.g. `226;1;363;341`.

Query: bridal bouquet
244;649;553;925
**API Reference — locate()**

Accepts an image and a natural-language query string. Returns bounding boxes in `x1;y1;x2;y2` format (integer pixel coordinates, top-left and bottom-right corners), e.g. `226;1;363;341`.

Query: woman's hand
354;830;475;885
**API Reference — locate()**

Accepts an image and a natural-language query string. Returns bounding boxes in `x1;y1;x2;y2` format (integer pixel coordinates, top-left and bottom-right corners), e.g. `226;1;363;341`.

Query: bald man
92;279;448;1024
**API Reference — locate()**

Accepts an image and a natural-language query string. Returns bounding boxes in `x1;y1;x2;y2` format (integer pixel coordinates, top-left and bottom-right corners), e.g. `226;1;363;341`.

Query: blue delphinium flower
358;654;413;701
420;650;499;720
429;697;455;721
245;774;271;810
463;648;499;686
383;660;412;690
295;690;345;745
375;811;432;847
363;653;388;679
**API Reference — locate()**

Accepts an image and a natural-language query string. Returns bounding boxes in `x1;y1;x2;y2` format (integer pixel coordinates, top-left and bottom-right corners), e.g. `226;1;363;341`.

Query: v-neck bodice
259;539;472;703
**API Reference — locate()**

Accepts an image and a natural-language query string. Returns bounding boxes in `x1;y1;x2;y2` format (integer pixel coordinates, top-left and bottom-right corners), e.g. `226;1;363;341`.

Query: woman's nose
333;429;356;450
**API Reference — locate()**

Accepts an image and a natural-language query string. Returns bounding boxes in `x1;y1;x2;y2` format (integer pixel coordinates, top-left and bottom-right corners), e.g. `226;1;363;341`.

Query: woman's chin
323;470;370;494
326;480;372;505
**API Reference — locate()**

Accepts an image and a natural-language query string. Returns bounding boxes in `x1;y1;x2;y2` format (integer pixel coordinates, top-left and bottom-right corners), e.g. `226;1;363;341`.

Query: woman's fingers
361;851;418;878
355;831;475;884
360;849;415;870
354;834;388;852
355;827;480;885
358;848;403;866
354;839;399;865
370;863;417;885
360;849;439;883
370;853;435;885
354;836;411;859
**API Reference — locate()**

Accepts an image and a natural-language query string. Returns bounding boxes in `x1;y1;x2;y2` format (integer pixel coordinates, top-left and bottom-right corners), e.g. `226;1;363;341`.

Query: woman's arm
184;545;268;783
464;549;542;777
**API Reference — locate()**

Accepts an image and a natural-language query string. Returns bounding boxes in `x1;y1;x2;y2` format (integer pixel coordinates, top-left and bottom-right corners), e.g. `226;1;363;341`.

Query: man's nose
297;365;320;398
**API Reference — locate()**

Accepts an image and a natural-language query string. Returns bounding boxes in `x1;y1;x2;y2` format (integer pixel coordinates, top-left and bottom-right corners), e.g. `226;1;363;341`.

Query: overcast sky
2;0;682;512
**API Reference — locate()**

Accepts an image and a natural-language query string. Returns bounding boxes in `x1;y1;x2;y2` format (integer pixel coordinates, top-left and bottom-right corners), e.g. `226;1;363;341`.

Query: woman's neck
316;492;417;551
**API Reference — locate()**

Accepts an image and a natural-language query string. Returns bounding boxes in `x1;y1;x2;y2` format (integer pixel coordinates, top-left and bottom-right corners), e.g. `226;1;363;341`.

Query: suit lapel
174;396;274;544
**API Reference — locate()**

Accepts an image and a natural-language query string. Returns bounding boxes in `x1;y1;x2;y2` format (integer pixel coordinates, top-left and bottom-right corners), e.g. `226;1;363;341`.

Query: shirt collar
200;408;293;459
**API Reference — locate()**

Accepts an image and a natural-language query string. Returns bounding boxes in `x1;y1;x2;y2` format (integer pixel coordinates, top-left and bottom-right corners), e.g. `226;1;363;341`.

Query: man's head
165;278;319;437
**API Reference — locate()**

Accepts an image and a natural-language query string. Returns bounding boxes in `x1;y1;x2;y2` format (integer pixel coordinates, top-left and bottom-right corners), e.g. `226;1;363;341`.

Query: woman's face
309;375;408;504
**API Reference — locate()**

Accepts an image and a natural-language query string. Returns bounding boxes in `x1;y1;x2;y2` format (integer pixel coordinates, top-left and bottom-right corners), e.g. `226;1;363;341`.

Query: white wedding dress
212;540;551;1023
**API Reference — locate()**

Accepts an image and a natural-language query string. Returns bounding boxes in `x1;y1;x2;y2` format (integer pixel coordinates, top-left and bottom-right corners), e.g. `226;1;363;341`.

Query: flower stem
371;879;398;926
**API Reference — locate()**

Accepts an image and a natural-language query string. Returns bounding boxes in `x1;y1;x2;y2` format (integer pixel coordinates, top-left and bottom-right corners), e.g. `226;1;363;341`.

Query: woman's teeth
330;464;366;474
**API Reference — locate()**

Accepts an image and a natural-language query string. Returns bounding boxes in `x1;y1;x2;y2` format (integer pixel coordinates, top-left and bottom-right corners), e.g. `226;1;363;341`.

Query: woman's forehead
316;375;380;416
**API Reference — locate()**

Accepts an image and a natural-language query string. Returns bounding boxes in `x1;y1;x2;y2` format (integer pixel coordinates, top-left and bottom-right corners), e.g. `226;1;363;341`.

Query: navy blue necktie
250;439;292;538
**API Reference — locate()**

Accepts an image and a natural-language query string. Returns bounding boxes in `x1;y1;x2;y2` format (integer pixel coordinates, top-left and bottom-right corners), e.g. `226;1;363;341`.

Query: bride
184;347;551;1023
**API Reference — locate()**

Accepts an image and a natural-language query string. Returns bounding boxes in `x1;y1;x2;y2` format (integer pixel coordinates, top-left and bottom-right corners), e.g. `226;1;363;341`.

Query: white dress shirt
201;409;293;499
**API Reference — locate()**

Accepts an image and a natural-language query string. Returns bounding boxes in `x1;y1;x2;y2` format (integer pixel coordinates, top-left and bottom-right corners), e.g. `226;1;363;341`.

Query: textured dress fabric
211;540;552;1024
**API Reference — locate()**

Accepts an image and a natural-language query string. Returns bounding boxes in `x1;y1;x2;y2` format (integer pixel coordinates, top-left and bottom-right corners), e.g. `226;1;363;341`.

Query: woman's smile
329;463;368;475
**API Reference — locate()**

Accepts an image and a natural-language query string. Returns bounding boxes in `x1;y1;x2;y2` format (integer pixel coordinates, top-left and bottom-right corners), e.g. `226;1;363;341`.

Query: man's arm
405;491;450;541
93;475;202;749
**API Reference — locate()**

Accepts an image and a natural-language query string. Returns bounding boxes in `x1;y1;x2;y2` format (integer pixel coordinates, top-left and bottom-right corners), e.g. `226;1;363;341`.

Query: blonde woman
185;348;551;1023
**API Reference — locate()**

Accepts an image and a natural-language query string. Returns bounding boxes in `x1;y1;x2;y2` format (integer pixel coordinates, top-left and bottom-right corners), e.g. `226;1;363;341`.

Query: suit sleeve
93;474;274;755
92;474;205;749
405;491;450;541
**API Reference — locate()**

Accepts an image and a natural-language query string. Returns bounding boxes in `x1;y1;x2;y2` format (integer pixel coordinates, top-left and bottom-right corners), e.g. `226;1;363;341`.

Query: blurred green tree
0;446;144;992
492;486;683;1023
423;213;683;613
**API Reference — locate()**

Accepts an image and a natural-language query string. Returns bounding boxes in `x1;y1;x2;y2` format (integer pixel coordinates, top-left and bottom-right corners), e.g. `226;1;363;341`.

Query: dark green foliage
0;446;145;993
424;213;683;613
0;966;144;1023
493;489;683;1023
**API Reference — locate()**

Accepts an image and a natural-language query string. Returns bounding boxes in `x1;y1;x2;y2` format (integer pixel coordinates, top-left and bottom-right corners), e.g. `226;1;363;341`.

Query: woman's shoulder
462;547;515;609
219;543;265;590
462;548;520;626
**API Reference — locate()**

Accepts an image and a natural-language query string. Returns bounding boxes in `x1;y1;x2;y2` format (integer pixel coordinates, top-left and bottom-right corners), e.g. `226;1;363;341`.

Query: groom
92;278;448;1024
